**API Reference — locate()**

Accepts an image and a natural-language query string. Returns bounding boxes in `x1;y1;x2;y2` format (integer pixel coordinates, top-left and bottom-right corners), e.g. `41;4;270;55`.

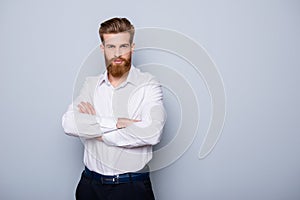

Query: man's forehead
103;32;131;44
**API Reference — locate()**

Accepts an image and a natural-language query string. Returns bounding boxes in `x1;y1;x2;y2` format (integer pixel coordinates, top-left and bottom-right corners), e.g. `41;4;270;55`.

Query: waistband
83;166;150;184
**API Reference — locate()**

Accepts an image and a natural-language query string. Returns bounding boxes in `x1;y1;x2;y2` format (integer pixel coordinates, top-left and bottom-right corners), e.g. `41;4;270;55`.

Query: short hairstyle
99;17;135;44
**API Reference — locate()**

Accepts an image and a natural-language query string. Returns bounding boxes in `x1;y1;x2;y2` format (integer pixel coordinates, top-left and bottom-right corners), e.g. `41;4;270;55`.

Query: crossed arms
77;101;140;142
62;77;166;148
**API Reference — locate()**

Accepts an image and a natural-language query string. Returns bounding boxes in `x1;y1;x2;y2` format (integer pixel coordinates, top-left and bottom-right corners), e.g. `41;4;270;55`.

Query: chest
93;84;146;118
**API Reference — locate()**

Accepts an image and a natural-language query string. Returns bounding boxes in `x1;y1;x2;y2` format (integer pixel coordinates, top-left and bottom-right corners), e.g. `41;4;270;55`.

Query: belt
83;167;150;184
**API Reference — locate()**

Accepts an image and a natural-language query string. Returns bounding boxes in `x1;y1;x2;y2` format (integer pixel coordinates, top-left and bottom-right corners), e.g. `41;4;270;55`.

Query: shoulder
84;74;103;86
131;67;159;85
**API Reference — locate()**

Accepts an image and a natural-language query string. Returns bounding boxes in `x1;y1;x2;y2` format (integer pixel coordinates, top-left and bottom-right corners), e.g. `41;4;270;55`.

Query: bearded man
62;17;166;200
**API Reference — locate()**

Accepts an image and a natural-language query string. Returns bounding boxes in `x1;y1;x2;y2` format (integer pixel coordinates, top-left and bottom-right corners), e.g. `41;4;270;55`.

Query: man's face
101;32;134;78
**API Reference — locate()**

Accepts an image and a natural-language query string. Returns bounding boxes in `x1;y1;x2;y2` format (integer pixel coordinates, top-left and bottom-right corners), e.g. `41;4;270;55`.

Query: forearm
62;102;119;138
62;109;103;138
102;104;166;148
101;79;166;147
62;109;79;137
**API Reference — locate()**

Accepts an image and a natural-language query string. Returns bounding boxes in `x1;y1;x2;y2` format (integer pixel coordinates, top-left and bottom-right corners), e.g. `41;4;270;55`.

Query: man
62;17;166;200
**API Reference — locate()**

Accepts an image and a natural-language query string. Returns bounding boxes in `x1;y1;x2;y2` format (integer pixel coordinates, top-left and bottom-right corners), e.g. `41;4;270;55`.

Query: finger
86;102;96;115
77;104;85;113
78;102;89;114
96;136;103;142
82;102;92;115
85;102;95;115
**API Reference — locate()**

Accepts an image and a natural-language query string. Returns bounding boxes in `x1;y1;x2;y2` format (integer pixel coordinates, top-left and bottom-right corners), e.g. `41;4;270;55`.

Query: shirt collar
126;65;139;85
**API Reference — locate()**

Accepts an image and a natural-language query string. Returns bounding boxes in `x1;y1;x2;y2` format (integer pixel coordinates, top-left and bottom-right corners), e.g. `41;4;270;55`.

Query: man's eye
121;45;129;48
107;46;114;49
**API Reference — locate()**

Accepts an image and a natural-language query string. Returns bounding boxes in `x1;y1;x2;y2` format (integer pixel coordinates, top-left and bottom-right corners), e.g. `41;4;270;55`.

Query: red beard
106;56;131;78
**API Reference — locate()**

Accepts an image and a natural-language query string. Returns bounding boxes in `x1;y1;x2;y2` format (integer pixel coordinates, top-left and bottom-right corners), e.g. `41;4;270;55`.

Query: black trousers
75;171;155;200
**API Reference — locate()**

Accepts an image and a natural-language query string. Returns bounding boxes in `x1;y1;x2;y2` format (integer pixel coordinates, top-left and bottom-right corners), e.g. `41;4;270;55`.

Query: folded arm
100;80;166;148
62;78;116;138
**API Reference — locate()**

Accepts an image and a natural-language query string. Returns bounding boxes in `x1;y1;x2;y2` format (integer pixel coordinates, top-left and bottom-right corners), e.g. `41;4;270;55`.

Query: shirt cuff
101;132;117;146
96;116;117;129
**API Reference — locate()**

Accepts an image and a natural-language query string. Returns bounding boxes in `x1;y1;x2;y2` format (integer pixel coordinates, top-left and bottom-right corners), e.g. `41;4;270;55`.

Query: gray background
1;0;299;199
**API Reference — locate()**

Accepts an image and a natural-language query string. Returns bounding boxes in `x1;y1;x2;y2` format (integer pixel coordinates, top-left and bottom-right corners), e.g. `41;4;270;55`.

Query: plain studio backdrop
0;0;299;199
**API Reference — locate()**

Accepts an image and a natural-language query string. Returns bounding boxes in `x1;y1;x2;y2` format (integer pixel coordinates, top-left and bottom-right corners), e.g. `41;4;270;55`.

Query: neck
108;71;129;88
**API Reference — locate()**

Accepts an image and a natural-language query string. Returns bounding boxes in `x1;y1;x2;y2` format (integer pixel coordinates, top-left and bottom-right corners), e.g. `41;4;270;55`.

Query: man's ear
131;43;135;52
100;44;104;53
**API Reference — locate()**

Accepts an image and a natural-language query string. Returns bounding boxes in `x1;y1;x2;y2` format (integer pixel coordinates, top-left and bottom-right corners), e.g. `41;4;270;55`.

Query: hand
116;118;141;129
77;102;96;115
96;136;103;142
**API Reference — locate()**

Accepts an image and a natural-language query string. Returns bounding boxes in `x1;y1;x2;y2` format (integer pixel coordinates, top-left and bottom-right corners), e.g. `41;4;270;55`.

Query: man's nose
114;48;122;57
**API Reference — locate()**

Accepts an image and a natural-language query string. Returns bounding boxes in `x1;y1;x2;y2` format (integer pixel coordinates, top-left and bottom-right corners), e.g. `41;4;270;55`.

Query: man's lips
113;58;124;64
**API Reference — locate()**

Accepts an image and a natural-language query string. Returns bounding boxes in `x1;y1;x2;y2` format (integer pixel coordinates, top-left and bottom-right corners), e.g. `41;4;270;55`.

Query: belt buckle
101;175;119;184
112;175;119;184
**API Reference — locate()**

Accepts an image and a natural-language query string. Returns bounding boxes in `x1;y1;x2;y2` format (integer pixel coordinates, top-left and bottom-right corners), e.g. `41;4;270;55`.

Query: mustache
107;56;127;66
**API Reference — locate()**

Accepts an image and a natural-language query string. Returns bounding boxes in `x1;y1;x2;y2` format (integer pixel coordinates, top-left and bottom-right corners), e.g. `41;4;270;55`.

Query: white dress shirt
62;65;166;175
